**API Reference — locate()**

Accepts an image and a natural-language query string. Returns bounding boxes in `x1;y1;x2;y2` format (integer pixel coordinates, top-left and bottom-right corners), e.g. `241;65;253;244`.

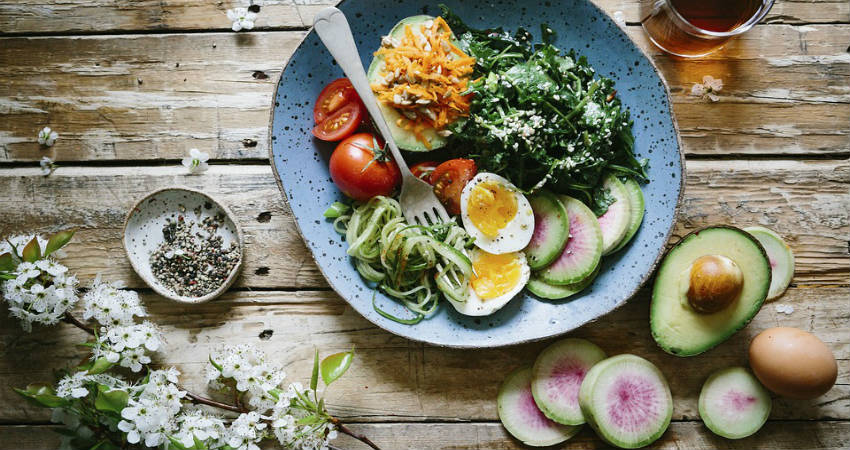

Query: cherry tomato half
312;101;365;142
329;133;401;201
430;159;477;216
410;161;440;182
314;78;358;123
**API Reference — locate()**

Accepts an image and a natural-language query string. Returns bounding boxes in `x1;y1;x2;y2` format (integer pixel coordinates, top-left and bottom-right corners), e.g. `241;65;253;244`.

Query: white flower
612;10;625;26
55;372;127;400
173;410;227;448
119;368;185;446
182;148;210;174
207;344;287;412
690;75;723;102
35;259;68;277
56;372;93;399
37;127;58;146
1;259;78;332
40;156;56;176
225;411;267;450
96;321;162;372
82;276;147;327
227;8;257;32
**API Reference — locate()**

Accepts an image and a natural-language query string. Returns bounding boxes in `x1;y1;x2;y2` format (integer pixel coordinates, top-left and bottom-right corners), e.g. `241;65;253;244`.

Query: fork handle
313;7;413;178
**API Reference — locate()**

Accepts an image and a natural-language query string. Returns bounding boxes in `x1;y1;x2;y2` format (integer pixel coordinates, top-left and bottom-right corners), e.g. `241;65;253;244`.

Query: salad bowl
269;0;684;348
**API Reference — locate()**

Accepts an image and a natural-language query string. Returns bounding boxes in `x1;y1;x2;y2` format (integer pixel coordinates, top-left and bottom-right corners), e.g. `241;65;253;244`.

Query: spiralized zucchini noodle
327;196;474;324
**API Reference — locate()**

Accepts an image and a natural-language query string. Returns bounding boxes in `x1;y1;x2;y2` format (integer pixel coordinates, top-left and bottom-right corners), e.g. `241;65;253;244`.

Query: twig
183;389;249;414
332;418;382;450
62;313;95;335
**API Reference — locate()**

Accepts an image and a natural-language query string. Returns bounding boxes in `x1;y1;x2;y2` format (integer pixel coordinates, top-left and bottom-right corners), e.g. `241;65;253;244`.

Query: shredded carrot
370;16;475;148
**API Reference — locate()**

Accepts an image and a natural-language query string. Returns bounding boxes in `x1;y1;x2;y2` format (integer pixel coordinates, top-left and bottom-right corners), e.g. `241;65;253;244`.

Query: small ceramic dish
123;187;244;303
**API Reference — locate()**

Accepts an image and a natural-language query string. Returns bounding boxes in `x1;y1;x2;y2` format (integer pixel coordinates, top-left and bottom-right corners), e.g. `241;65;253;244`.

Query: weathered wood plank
0;159;846;289
0;26;848;162
2;0;846;35
1;421;849;450
0;286;847;423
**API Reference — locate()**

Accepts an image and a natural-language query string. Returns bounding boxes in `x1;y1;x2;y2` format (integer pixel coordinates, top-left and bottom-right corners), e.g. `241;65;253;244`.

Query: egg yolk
471;251;523;300
467;181;517;238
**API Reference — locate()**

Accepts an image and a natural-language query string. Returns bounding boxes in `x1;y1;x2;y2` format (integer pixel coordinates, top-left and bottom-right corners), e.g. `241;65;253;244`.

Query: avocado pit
686;255;743;314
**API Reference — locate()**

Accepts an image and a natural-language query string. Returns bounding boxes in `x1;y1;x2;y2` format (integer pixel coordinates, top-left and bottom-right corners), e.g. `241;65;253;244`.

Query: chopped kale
441;5;648;215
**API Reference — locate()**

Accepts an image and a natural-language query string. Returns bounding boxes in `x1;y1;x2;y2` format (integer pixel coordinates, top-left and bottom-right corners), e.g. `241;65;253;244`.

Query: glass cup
640;0;775;57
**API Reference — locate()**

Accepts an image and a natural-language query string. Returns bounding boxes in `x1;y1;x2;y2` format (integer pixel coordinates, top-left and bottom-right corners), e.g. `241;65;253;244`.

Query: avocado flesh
651;226;771;357
366;15;450;152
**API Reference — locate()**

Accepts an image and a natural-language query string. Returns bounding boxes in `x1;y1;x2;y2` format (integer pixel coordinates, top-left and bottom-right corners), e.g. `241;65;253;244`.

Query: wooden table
0;1;847;448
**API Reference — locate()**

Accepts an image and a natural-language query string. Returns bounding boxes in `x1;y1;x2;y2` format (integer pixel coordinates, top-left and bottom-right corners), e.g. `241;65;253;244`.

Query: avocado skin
650;225;771;357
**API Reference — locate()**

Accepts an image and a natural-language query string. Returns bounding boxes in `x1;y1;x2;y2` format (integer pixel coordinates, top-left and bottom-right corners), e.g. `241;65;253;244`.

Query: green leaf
21;237;41;262
320;348;355;387
89;440;121;450
86;357;113;375
269;388;281;401
0;252;14;272
296;414;321;426
94;385;129;414
310;348;319;391
13;384;66;408
45;229;75;256
208;355;223;372
168;436;189;450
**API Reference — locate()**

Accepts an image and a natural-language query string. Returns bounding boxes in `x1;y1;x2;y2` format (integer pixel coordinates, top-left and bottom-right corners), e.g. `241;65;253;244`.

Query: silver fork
313;7;450;226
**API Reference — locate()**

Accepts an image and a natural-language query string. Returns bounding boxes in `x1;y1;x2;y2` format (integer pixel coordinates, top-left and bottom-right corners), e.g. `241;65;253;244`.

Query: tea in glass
640;0;775;57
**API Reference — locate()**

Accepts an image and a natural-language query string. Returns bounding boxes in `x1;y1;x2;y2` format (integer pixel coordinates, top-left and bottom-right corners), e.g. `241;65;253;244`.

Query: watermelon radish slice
699;366;772;439
579;354;672;449
498;366;582;446
538;196;603;285
597;174;632;255
531;338;607;425
525;191;570;270
744;226;794;301
527;266;599;300
610;178;645;254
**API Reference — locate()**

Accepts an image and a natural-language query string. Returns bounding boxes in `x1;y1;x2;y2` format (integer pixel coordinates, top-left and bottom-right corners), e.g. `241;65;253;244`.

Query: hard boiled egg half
447;249;531;316
460;172;535;254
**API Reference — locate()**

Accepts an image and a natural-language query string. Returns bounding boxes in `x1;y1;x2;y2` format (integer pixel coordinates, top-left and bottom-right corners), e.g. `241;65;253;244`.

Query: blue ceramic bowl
269;0;684;348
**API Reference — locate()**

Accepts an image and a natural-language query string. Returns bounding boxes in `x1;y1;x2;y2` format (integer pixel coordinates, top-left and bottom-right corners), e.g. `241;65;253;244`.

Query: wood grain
0;421;848;450
0;286;847;423
0;0;848;448
0;25;847;162
0;160;846;289
2;0;847;35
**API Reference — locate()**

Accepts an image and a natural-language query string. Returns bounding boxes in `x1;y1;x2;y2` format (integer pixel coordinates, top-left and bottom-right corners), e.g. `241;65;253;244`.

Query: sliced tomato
314;78;358;123
329;133;401;201
411;161;440;182
312;101;365;142
430;158;477;216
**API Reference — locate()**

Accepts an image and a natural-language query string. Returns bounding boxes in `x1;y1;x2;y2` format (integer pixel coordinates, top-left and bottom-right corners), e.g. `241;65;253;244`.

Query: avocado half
366;15;450;152
650;226;771;357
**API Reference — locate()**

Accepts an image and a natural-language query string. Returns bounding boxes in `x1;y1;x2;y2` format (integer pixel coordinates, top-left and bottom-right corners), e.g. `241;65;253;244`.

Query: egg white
446;250;531;316
460;172;535;254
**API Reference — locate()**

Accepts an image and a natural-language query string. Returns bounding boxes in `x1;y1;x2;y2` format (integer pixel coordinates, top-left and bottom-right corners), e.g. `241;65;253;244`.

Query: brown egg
749;327;837;399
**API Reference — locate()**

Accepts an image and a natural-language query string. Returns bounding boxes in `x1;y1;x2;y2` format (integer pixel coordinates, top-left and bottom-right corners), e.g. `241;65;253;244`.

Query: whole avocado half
366;15;451;152
650;225;771;357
